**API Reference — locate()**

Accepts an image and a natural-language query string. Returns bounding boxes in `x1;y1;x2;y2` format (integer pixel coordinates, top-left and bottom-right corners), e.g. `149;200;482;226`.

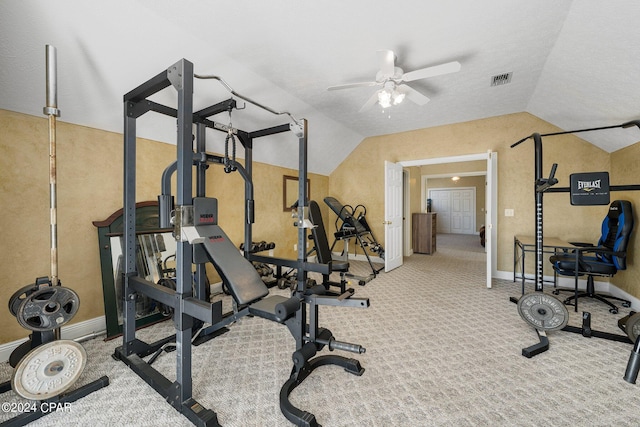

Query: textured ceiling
1;1;639;175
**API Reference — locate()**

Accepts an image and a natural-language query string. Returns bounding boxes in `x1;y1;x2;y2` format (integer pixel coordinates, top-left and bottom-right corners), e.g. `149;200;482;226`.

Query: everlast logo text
577;179;601;192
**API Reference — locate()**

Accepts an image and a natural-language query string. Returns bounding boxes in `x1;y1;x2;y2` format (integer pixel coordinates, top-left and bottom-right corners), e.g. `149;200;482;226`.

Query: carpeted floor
2;233;640;426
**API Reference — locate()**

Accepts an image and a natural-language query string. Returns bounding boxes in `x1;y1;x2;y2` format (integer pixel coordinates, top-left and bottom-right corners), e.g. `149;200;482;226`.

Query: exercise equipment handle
194;74;301;126
624;337;640;384
318;337;366;354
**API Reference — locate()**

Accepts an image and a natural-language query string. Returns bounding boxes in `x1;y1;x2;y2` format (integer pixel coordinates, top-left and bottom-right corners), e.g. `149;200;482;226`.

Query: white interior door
428;188;475;234
384;161;403;272
450;189;475;234
485;152;498;288
429;190;451;233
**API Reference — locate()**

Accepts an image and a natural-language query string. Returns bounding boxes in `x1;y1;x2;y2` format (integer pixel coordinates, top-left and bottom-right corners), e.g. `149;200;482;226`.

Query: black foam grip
292;342;317;369
275;297;300;322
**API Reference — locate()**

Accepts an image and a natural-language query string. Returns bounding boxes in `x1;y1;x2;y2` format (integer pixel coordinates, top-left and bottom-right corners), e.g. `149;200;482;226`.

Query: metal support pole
533;133;544;293
171;59;195;405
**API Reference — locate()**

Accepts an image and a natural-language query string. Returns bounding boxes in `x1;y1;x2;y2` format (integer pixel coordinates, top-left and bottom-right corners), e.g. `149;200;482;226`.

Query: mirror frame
283;175;310;211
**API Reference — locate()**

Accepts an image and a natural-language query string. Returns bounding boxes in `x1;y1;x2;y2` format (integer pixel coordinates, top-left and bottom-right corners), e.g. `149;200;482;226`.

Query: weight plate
517;292;569;331
16;286;80;331
625;312;640;342
11;339;87;400
8;284;39;317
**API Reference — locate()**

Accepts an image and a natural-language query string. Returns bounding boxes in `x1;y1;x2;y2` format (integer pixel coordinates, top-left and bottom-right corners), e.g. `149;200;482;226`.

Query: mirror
283;175;310;211
93;201;175;338
109;232;176;326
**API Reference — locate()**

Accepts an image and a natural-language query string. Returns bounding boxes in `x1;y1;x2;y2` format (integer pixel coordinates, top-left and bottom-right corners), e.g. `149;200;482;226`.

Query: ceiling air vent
491;72;512;86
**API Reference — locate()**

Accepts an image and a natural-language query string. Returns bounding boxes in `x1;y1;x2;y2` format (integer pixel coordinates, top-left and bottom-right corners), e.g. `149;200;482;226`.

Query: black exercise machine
114;59;369;426
509;121;640;361
308;200;351;294
324;196;384;283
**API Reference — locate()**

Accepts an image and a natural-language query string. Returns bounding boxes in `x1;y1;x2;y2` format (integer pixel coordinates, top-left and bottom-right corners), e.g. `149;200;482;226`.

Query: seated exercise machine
509;123;640;364
114;58;369;426
324;196;385;284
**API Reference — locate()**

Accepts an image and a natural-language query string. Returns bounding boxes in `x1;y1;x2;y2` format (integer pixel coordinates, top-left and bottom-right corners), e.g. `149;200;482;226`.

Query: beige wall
329;112;618;283
610;142;640;296
0;109;328;344
3;108;639;345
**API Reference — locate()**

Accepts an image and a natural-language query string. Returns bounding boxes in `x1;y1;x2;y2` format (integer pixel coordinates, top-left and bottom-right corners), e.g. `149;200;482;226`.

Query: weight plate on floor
517;292;569;331
11;339;87;400
16;286;80;331
8;284;39;317
625;312;640;342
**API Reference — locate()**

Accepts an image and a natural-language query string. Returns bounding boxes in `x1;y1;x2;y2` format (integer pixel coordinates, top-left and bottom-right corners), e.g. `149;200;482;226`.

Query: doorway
393;152;498;288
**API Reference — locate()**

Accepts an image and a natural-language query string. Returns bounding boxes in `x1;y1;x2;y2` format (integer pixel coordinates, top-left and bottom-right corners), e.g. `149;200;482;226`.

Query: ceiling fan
327;50;461;112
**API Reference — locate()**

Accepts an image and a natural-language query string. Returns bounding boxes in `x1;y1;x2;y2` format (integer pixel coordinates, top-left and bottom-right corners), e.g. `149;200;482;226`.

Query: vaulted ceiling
1;1;639;175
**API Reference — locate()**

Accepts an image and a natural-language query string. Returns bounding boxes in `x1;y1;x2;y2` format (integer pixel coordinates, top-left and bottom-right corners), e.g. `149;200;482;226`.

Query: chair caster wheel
552;290;559;295
623;302;631;308
610;308;619;314
358;280;366;286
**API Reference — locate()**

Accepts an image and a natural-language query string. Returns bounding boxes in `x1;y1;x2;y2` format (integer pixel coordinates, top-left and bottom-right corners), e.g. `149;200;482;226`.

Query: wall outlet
504;208;514;217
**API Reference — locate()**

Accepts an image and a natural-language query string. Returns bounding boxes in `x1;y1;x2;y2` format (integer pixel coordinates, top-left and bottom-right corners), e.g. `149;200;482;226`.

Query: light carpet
2;233;640;426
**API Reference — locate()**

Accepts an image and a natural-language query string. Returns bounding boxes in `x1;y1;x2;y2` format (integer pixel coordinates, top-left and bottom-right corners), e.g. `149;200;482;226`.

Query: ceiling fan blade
398;84;430;106
359;91;381;112
377;50;396;78
400;61;461;82
327;81;378;91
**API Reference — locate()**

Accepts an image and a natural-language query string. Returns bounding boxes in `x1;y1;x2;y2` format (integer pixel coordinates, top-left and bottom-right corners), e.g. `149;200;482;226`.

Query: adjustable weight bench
180;198;370;426
184;198;292;328
308;200;351;294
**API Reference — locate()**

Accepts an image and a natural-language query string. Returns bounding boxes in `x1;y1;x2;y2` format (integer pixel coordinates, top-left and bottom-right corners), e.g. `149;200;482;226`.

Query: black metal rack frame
114;58;367;427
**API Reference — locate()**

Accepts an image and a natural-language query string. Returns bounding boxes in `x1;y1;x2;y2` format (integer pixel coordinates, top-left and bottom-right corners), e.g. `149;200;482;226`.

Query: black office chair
549;200;634;314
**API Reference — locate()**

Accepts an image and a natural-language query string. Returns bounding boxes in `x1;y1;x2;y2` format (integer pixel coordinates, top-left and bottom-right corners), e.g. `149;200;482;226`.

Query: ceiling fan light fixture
392;90;405;105
378;89;392;108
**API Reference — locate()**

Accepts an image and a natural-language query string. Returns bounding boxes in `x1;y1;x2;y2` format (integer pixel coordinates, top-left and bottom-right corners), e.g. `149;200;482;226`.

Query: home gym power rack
114;58;368;427
509;120;640;361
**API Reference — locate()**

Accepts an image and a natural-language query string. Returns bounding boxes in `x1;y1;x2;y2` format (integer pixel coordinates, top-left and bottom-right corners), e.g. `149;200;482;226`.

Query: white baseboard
1;316;106;364
495;269;640;311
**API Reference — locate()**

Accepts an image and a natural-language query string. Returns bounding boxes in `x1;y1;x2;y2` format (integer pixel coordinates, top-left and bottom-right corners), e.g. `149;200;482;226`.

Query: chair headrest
608;200;624;220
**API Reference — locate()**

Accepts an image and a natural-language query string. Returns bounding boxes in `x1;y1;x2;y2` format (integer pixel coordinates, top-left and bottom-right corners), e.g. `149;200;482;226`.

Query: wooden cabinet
412;213;437;254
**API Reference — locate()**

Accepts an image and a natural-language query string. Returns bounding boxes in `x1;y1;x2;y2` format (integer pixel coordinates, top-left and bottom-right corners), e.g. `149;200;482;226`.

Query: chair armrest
568;241;595;248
